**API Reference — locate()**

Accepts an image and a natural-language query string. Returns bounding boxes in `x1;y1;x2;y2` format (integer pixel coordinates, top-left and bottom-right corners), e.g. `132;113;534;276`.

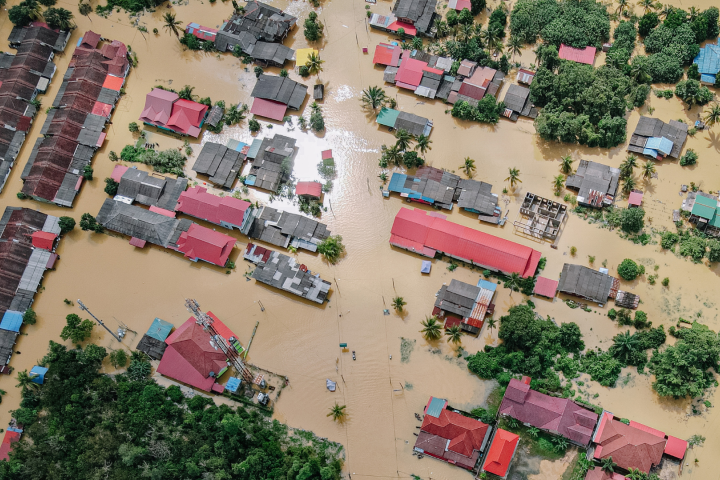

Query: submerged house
557;264;619;305
481;429;520;479
139;88;209;137
414;397;492;470
245;134;297;192
373;43;402;67
185;23;218;42
112;165;187;211
391;0;437;37
432;279;496;335
499;378;599;447
390;207;541;277
192;142;245;189
8;22;70;51
250;74;307;121
244;206;330;252
501;84;537;121
448;66;503;106
175;186;253;231
565;160;620;208
388;172;457;210
628;116;688;160
171;224;236;267
136;317;173;360
693;41;720;85
683;191;720;237
558;44;596;65
246;245;331;303
376;108;433;137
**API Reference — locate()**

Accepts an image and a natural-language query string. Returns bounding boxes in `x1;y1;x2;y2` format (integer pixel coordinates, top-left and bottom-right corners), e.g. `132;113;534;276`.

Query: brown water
0;0;719;477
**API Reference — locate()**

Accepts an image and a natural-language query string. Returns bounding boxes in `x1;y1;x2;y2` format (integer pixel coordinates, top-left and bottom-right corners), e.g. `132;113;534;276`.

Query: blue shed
226;377;242;393
145;318;174;342
0;311;23;333
30;366;48;384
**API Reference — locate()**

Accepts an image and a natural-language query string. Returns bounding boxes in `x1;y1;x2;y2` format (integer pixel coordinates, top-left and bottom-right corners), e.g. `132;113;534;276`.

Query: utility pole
77;299;122;341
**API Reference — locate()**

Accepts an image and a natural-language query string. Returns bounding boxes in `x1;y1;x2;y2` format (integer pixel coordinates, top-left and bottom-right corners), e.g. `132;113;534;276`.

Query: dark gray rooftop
434;279;480;318
116;168;188;210
502;84;530;114
251;74;307;110
565;160;620;207
557;264;614;304
216;1;297;47
247;206;330;252
392;0;437;35
136;334;167;360
252;251;331;304
96;199;179;247
247;135;296;192
205;105;224;127
456;179;498;216
193;142;245;189
248;42;294;66
628;116;688;158
395;111;430;137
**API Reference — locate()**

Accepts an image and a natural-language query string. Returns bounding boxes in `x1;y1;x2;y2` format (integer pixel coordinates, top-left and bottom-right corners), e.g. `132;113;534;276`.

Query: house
96;199;184;248
244;206;330;252
9;22;70;51
456;178;500;221
390;207;542;277
685;191;720;237
628;191;643;208
295;181;323;200
185;23;218;42
557;264;618;305
139;88;209;137
512;192;567;240
501;84;538;121
628;116;688;160
533;276;559;298
176;186;252;231
481;428;520;479
456;59;477;78
29;365;48;384
392;50;445;92
245;134;297;192
215;1;297;51
565;160;620;208
388;172;457;210
205;105;224;128
373;43;402;67
432;279;496;335
157;313;239;392
192;142;245;189
559;44;596;65
449;66;503;105
0;427;22;462
136;317;173;360
499;378;599;447
171;223;235;267
376;108;433;137
693;41;720;85
247;246;331;303
250;74;307;120
413;397;492;470
246;42;295;67
517;68;536;85
391;0;438;37
114;167;188;211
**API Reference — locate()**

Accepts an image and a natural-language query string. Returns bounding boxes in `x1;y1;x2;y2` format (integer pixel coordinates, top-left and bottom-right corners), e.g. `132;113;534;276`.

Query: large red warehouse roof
390;208;541;277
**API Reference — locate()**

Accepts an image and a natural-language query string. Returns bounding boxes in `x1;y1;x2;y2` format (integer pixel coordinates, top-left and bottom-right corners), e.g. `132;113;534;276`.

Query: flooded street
0;0;719;478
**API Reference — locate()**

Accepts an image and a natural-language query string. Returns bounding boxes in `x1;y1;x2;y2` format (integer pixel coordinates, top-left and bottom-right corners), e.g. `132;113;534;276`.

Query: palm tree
688;6;700;21
385;144;403;166
636;0;656;13
360;86;386;111
642;160;656;179
16;370;37;391
703;103;720;128
485;317;497;336
622;176;637;195
619;154;637;178
178;85;195;100
610;331;639;364
658;4;672;19
458;24;475;43
394;129;413;152
411;36;423;51
461;157;476;178
601;457;618;473
45;8;76;31
507;36;522;61
506;167;522;188
23;0;42;21
481;27;498;50
391;296;407;312
327;403;346;421
506;272;521;296
552;174;565;195
420;316;443;340
78;1;92;21
306;52;325;77
630;60;650;84
560;155;574;174
446;325;463;345
415;134;432;157
163;12;183;38
616;0;629;14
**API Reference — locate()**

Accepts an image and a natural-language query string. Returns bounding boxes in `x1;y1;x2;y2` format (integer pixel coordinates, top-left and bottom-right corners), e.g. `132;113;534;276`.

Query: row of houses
20;30;129;207
0;206;63;372
0;24;70;193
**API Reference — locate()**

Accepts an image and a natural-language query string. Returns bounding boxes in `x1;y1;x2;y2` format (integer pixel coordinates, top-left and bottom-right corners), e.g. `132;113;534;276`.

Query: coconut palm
178;85;195;100
44;8;75;31
360;86;387;111
630;60;650;84
411;36;423;51
15;370;38;391
327;403;346;421
688;6;700;21
610;331;639;364
622;176;637;195
306;52;325;77
658;4;672;19
446;325;463;345
391;296;407;312
420;316;443;340
163;12;183;38
480;27;499;49
78;2;92;21
553;174;565;195
458;24;475;43
507;36;522;61
385;144;403;166
394;129;413;152
703;103;720;128
560;155;574;174
506;272;521;296
642;160;656;179
601;457;618;473
485;317;497;336
415;134;432;157
619;154;638;178
527;427;539;438
616;0;629;14
506;167;522;188
636;0;656;13
461;157;476;178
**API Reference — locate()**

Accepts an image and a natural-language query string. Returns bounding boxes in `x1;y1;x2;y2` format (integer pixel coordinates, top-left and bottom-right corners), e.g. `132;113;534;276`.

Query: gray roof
82;114;107;132
248;135;296;192
629;116;688;158
435;75;455;100
557;264;614;304
392;0;437;35
217;1;297;47
193;141;245;189
502;84;530;114
434;279;480;318
116;168;188;210
136;334;167;360
0;53;14;70
76;129;103;147
205;105;224;127
565;160;620;207
247;206;329;252
97;87;119;105
384;66;399;83
252;251;331;304
248;42;294;66
96;199;179;247
456;179;498;216
395;111;430;137
0;329;18;365
251;74;308;110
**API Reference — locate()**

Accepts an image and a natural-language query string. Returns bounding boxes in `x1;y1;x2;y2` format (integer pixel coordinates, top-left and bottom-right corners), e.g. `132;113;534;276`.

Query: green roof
709;206;720;228
376;107;400;128
146;317;174;342
691;195;717;220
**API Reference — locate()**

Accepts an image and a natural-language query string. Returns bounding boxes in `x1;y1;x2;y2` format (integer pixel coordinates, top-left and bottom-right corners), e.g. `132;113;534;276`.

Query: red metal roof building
156;313;237;392
413;397;492;470
390;208;542;277
559;44;597;65
394;50;443;90
0;430;21;461
592;412;666;473
139;88;209;137
295;181;323;199
533;276;559;298
585;467;627;480
31;231;57;251
185;23;218;42
499;378;599;447
482;429;520;479
175;186;251;230
628;191;643;207
172;223;235;267
373;43;402;67
250;97;288;121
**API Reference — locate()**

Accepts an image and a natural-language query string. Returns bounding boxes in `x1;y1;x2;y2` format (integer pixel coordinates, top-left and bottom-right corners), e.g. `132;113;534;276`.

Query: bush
317;235;345;264
128;122;139;133
608;308;617;320
558;322;585;353
679;236;706;261
645;53;683;83
660;231;679;249
687;63;700;80
674;80;714;106
299;65;310;77
679;149;698;166
467;351;502;378
82;165;93;181
661;277;669;286
578;349;623;387
618;259;640;280
104;178;119;196
451;97;505;124
620;207;644;234
616;308;632;326
638;12;659;36
248;118;261;132
470;406;497;424
58;216;75;234
79;213;103;233
707;239;720;262
23;308;37;325
633;311;650;329
304;11;324;41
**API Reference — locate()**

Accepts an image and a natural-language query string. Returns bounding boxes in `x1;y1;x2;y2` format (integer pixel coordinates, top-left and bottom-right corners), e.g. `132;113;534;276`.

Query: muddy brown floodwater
1;0;719;478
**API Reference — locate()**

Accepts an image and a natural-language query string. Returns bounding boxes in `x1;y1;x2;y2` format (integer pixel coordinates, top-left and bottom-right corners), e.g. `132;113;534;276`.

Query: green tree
638;11;660;36
9;0;42;27
618;258;640;280
622;176;637;196
552;174;565;195
60;313;94;343
620;207;645;233
304;11;324;41
507;36;523;60
248;118;261;132
610;331;640;364
506;272;521;296
703;103;720;128
391;296;407;312
420;316;443;340
360;86;386;111
470;0;485;15
675;80;714;107
415;134;432;157
327;403;346;421
637;0;657;14
178;85;195;100
560;155;574;174
485;317;496;336
461;157;476;178
620;154;638;179
394;129;413;152
642;160;656;179
23;308;37;325
109;349;128;369
79;213;103;233
104;178;119;196
162;12;183;38
58;216;75;234
128;122;139;133
446;325;463;345
82;165;93;181
306;52;324;77
558;322;585;353
601;457;617;473
44;7;75;30
78;1;92;20
317;235;345;264
506;167;521;188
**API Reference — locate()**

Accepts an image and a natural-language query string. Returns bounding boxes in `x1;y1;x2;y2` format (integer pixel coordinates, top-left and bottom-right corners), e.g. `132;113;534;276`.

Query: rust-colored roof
420;406;489;458
593;413;666;473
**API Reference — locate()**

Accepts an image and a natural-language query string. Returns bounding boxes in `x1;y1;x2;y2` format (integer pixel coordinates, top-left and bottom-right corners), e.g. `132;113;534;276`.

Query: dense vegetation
510;0;610;47
2;341;344;479
120;145;187;177
96;0;164;15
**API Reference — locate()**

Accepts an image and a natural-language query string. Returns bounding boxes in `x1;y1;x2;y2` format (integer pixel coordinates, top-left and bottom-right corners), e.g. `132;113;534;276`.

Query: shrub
608;308;617;320
23;308;37;325
317;235;345;264
467;351;502;378
620;207;644;233
128;122;139;133
679;236;706;261
707;239;720;262
578;349;623;387
248;118;261;132
618;259;640;280
661;277;669;286
660;231;679;249
633;311;650;329
638;12;659;36
674;80;714;106
679;149;698;166
299;65;310;77
58;216;75;234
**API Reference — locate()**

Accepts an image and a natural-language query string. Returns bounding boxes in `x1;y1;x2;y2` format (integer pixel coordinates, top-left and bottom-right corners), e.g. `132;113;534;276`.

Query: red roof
390;208;541;277
534;276;559;298
559;44;597;65
110;164;129;182
593;412;666;473
295;181;322;198
483;429;519;478
394;50;440;88
585;467;627;480
31;231;56;250
420;407;489;457
628;191;643;206
92;102;112;117
129;237;147;248
458;81;487;101
102;74;124;91
81;30;101;49
166;99;208;137
499;379;598;446
387;21;416;36
0;430;21;461
139;88;178;126
16;116;31;132
321;149;333;160
148;205;176;217
176;186;250;227
250;97;287;121
174;223;235;266
664;436;687;459
373;43;402;67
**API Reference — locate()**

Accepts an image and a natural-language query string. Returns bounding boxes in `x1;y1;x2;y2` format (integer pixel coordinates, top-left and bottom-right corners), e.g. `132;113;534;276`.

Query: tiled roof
483;429;519;478
593;412;666;473
419;401;490;458
533;276;558;298
173;223;235;267
175;186;250;227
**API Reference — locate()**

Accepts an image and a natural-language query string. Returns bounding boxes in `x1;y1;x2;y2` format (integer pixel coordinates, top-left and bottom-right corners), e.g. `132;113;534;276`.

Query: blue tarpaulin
0;311;23;333
226;377;242;393
30;366;48;384
477;279;498;292
146;318;174;342
421;260;432;273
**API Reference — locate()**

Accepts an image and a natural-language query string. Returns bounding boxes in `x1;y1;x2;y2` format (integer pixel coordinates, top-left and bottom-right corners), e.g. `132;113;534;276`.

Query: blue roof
645;136;673;155
226;377;242;393
387;173;436;203
0;311;23;333
146;318;174;342
30;366;48;384
694;42;720;75
643;147;658;158
701;73;717;84
244;174;257;186
477;279;498;292
426;397;447;418
246;138;263;159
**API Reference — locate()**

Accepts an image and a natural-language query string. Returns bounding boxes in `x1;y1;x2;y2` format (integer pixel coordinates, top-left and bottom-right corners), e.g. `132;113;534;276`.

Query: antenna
77;299;122;341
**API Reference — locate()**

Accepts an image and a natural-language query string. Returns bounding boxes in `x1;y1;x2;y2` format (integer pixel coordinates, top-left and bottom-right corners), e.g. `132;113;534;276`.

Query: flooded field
0;0;719;478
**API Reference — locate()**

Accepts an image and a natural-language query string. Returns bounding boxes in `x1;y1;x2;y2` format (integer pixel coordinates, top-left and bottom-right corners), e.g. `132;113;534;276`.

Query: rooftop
559;44;596;65
593;412;666;473
557;264;617;304
250;249;331;303
250;74;307;110
176;186;250;228
172;223;235;267
565;160;620;208
628;116;688;159
192;142;245;189
482;429;520;478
